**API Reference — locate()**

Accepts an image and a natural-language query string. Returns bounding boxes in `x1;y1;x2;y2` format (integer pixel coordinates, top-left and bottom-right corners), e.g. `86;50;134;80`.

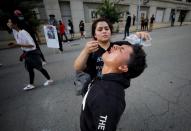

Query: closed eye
120;47;124;52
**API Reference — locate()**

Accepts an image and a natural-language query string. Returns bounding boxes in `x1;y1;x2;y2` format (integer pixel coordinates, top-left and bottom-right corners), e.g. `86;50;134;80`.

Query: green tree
97;0;121;24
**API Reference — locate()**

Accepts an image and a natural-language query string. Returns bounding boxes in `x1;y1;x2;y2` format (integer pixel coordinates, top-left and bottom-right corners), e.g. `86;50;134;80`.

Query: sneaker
23;84;35;90
58;50;63;54
43;79;54;86
42;61;47;66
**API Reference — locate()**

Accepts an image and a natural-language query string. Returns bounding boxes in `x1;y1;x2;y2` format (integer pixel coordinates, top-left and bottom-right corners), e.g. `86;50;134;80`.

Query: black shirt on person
80;73;129;131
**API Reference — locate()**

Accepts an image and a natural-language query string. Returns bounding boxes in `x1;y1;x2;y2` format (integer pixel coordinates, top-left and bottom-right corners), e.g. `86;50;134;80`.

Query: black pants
57;33;63;52
35;44;46;62
28;66;50;84
61;32;68;42
171;20;175;26
25;50;50;84
123;27;130;39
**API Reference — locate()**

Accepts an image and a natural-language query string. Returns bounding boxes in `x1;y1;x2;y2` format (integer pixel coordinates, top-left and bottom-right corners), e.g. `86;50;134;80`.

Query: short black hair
8;16;23;29
91;18;113;40
125;44;147;79
49;14;55;17
112;41;147;79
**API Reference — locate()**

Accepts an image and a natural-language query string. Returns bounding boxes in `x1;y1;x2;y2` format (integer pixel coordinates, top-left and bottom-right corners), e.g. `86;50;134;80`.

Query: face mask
18;16;24;20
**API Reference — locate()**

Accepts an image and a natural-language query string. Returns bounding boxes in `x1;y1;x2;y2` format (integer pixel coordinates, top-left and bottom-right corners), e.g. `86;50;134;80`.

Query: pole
136;0;141;31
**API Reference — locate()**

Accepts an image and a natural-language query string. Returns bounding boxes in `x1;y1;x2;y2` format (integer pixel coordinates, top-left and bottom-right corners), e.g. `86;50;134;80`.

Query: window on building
91;10;98;19
89;9;99;21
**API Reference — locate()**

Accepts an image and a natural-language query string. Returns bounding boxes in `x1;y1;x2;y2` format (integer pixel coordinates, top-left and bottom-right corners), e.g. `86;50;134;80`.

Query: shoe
43;79;54;86
58;50;63;54
23;84;35;90
42;61;47;66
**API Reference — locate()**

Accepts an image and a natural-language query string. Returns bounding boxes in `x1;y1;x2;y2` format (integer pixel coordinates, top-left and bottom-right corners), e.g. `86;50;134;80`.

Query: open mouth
108;48;113;54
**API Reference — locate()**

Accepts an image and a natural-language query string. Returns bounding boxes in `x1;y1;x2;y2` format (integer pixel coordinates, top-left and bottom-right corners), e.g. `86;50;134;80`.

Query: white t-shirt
12;29;19;43
17;29;36;52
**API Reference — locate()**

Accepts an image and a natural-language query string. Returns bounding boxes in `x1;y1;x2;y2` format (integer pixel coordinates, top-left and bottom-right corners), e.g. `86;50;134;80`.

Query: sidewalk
0;22;190;50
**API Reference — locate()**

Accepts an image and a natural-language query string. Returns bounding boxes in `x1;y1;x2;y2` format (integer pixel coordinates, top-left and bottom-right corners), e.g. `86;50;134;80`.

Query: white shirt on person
12;29;19;43
16;29;36;52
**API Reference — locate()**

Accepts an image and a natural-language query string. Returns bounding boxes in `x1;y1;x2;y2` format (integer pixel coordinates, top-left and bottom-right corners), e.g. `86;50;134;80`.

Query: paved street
0;25;191;131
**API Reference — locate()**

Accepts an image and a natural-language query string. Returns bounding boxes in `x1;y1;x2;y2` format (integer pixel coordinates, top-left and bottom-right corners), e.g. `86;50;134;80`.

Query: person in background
79;20;85;39
171;13;175;27
59;20;69;43
80;41;147;131
14;9;47;65
7;16;53;90
68;19;74;40
123;12;131;40
48;14;63;53
133;14;136;26
144;17;149;31
180;13;184;26
141;15;145;31
149;14;155;32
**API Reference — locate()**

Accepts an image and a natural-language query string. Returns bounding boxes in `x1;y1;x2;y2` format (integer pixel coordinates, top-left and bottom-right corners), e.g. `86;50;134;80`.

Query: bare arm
135;31;151;40
74;41;99;71
74;49;90;71
8;42;34;48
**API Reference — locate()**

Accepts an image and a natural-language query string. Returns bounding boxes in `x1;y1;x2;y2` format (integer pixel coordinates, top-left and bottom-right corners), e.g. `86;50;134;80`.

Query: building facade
35;0;191;32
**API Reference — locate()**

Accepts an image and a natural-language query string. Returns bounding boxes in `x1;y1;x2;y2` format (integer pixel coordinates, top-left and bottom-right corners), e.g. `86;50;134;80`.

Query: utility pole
136;0;141;31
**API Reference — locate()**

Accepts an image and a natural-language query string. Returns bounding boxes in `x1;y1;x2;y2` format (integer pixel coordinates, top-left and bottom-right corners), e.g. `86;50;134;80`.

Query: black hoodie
80;73;130;131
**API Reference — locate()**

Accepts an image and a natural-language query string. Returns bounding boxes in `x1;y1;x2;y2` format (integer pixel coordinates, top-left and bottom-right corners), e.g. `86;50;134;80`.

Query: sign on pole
43;25;59;48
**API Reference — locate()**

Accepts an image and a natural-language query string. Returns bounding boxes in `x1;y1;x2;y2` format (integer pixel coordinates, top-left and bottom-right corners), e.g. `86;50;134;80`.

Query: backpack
74;71;91;96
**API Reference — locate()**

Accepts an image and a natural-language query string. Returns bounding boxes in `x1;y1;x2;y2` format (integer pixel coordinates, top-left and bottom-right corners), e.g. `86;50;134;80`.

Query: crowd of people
123;13;155;41
141;14;155;31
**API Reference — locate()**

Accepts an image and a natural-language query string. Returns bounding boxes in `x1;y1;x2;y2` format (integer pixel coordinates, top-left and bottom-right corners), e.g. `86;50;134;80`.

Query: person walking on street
141;16;145;31
59;20;69;42
123;13;131;40
171;13;175;27
80;41;147;131
48;14;63;53
149;14;155;32
14;10;47;65
79;20;85;39
7;16;53;90
180;13;184;26
68;19;74;40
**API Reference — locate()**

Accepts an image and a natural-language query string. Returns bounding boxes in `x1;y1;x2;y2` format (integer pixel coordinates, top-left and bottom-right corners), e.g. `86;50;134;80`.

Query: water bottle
125;34;152;47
